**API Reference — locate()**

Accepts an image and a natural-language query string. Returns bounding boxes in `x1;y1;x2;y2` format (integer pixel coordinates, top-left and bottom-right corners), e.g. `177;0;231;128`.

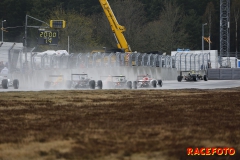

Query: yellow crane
99;0;132;53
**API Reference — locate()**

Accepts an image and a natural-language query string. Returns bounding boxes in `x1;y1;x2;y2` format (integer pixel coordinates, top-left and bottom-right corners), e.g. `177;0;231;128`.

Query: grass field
0;89;239;160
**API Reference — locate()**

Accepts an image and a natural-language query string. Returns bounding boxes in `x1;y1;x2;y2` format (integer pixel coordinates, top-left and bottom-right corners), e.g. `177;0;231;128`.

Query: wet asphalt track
0;80;239;92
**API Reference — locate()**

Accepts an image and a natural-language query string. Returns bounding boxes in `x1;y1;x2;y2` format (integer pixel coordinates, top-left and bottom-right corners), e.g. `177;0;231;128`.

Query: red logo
187;147;236;156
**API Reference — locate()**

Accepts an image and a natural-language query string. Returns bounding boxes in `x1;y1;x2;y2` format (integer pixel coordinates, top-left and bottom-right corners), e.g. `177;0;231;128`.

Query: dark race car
66;74;102;89
0;74;19;89
177;71;208;82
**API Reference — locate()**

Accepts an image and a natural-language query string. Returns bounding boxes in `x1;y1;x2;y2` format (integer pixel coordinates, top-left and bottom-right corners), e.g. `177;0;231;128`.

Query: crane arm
99;0;131;52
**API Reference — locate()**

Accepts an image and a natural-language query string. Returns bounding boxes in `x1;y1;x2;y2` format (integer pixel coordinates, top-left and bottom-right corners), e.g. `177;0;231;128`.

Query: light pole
2;20;6;42
202;23;207;52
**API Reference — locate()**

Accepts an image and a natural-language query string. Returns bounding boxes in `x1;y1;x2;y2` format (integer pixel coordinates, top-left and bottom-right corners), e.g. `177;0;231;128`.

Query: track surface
0;80;240;91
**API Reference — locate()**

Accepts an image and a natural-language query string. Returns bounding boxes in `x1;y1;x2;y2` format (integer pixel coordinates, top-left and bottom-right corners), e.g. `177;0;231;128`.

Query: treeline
0;0;240;54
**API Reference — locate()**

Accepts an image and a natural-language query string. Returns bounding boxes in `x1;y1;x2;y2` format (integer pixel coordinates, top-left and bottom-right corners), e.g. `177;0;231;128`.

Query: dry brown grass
0;89;239;160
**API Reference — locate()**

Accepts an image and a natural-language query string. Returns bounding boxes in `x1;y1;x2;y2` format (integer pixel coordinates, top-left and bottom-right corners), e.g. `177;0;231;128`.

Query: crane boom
99;0;131;52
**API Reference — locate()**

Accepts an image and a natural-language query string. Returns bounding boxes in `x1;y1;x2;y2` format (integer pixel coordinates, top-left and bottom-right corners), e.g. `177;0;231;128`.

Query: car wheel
89;80;96;89
127;81;132;89
133;81;137;89
177;76;182;82
151;80;157;88
158;80;162;87
204;75;208;81
193;76;197;81
97;80;103;89
13;79;19;89
2;79;8;89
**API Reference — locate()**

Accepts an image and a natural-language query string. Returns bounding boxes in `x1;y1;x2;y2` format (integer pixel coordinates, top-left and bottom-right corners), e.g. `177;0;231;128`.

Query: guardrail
207;68;240;80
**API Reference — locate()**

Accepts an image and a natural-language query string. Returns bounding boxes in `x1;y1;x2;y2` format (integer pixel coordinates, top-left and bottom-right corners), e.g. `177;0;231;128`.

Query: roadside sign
238;60;240;68
38;30;58;45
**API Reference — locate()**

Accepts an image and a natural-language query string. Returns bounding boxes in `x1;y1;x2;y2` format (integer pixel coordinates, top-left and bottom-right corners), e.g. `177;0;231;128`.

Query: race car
133;74;162;89
66;74;102;89
44;75;65;89
0;74;19;89
177;70;208;82
101;75;132;89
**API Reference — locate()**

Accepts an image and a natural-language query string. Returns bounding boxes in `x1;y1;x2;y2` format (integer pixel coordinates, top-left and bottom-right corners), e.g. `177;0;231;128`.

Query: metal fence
0;42;23;73
29;52;174;71
173;52;211;71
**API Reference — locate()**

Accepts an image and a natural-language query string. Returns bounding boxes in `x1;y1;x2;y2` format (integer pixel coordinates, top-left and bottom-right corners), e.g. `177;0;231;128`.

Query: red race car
133;74;162;89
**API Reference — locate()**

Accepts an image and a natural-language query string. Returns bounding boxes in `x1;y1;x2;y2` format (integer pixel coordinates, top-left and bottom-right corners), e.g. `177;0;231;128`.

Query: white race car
0;75;19;89
66;74;102;89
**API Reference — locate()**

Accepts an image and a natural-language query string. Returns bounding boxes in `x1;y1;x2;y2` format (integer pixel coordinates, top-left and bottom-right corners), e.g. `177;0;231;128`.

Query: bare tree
46;6;98;53
141;0;188;54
